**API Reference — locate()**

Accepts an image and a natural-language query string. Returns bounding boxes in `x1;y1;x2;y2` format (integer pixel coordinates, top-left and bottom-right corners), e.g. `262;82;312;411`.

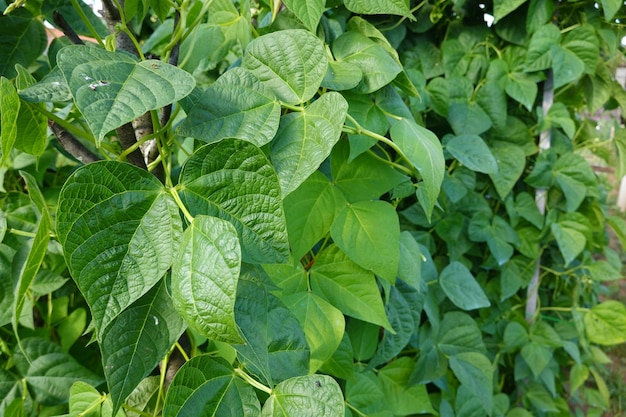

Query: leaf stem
8;228;37;238
234;368;272;394
169;187;194;223
69;0;105;46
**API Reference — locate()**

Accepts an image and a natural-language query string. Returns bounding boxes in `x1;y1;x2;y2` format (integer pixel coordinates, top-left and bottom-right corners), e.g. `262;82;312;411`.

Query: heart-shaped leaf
57;161;182;336
446;135;498;174
243;29;327;105
261;375;344;417
179;139;289;264
57;45;195;143
282;0;325;31
271;92;348;196
171;215;243;344
439;262;490;311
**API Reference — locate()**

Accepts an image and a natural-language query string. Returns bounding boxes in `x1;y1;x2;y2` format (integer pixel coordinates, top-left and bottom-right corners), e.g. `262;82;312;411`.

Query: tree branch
49;121;99;164
52;11;84;45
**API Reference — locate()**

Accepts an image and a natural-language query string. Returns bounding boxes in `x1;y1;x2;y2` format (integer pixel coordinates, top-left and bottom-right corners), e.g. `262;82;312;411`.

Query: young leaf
445;134;498;174
310;244;392;330
57;161;182;336
171;215;242;344
284;171;346;261
330;200;400;283
390;118;444;221
242;29;327;105
163;355;261;417
282;0;325;32
449;352;493;415
270;92;348;196
101;281;186;414
179;139;289;264
584;300;626;345
235;273;310;387
439;262;490;311
283;292;345;373
261;375;343;417
177;67;280;147
57;45;195;143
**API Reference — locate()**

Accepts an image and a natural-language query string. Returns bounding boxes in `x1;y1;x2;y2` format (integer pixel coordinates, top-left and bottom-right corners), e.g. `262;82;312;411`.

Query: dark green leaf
57;161;182;336
320;333;354;381
101;282;186;414
322;60;363;91
489;142;526;199
179;139;289;264
447;102;492;136
437;311;486;356
524;24;560;71
449;352;493;415
177;68;280;146
0;9;47;78
42;0;108;38
330;200;400;283
439;262;490;311
493;0;525;23
521;341;552;378
262;375;344;417
345;369;392;417
445;134;498;174
243;29;327;105
378;358;435;415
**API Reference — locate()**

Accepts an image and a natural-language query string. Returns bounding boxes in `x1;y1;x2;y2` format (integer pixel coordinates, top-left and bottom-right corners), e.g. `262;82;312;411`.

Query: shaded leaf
439;262;490;310
449;352;493;415
0;9;47;78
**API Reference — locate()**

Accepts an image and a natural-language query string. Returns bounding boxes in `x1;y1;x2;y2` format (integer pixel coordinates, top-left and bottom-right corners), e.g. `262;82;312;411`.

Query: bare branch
49;121;99;164
52;11;84;45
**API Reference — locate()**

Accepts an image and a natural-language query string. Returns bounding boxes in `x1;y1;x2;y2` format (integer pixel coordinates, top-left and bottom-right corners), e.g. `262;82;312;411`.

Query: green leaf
57;45;195;143
476;81;508;130
179;139;289;264
449;352;493;415
330;200;400;283
235;273;310;386
397;231;422;289
0;77;19;166
42;0;108;38
345;369;392;416
524;24;561;72
320;333;354;381
14;338;104;404
331;140;407;202
262;375;344;417
101;281;186;414
600;0;622;20
515;192;544;229
505;72;538;111
0;9;47;78
439;262;491;311
378;358;435;415
333;31;402;94
68;382;105;417
344;0;411;17
243;29;327;105
57;161;182;336
310;244;392;330
551;221;585;266
446;135;498;174
177;68;280;147
390;118;444;221
447;102;492;136
437;311;486;356
284;171;346;261
18;67;72;103
270;92;348;196
282;0;324;31
489;142;526;199
163;355;260;417
546;102;575;138
283;292;345;373
584;300;626;345
322;60;363;91
551;45;584;89
521;341;552;378
0;246;14;327
171;215;242;344
493;0;525;23
503;321;529;351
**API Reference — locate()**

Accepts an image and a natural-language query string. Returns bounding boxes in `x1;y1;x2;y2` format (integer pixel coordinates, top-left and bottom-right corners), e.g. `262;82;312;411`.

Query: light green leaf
311;244;392;330
282;0;325;31
489;142;526;199
448;102;492;136
0;9;47;79
322;60;363;91
397;231;422;289
271;92;348;196
449;352;493;415
283;292;345;373
344;0;411;17
243;29;327;105
521;341;552;378
0;246;14;327
42;0;108;38
57;161;182;336
18;67;72;103
163;355;261;417
262;375;344;417
524;23;561;71
505;72;538;111
551;45;584;89
171;215;242;344
57;45;195;143
445;135;498;174
345;369;392;416
14;338;104;404
439;262;490;311
546;103;575;138
1;77;19;166
584;300;626;346
69;382;105;417
563;25;599;75
390;118;444;221
101;282;186;414
476;81;508;130
378;358;435;415
179;139;289;264
330;200;399;283
551;221;585;266
331;140;407;202
235;273;310;387
601;0;622;20
333;31;402;94
570;363;589;393
177;67;280;147
493;0;525;22
284;171;346;261
515;192;544;229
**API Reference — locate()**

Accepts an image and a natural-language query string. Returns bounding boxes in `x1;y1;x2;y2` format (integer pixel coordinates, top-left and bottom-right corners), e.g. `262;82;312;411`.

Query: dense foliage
2;0;626;415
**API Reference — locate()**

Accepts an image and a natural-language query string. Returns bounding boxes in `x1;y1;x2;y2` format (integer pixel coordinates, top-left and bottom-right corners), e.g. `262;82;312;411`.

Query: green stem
69;0;105;46
169;187;194;223
235;368;272;394
8;228;37;238
345;401;367;416
540;306;589;313
36;106;93;142
280;102;305;112
366;149;413;176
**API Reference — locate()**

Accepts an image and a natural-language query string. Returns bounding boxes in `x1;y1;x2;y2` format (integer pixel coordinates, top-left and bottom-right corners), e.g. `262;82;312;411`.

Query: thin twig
48;120;99;164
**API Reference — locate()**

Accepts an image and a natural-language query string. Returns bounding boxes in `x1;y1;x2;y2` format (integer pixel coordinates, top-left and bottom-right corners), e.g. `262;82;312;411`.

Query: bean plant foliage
2;0;626;415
